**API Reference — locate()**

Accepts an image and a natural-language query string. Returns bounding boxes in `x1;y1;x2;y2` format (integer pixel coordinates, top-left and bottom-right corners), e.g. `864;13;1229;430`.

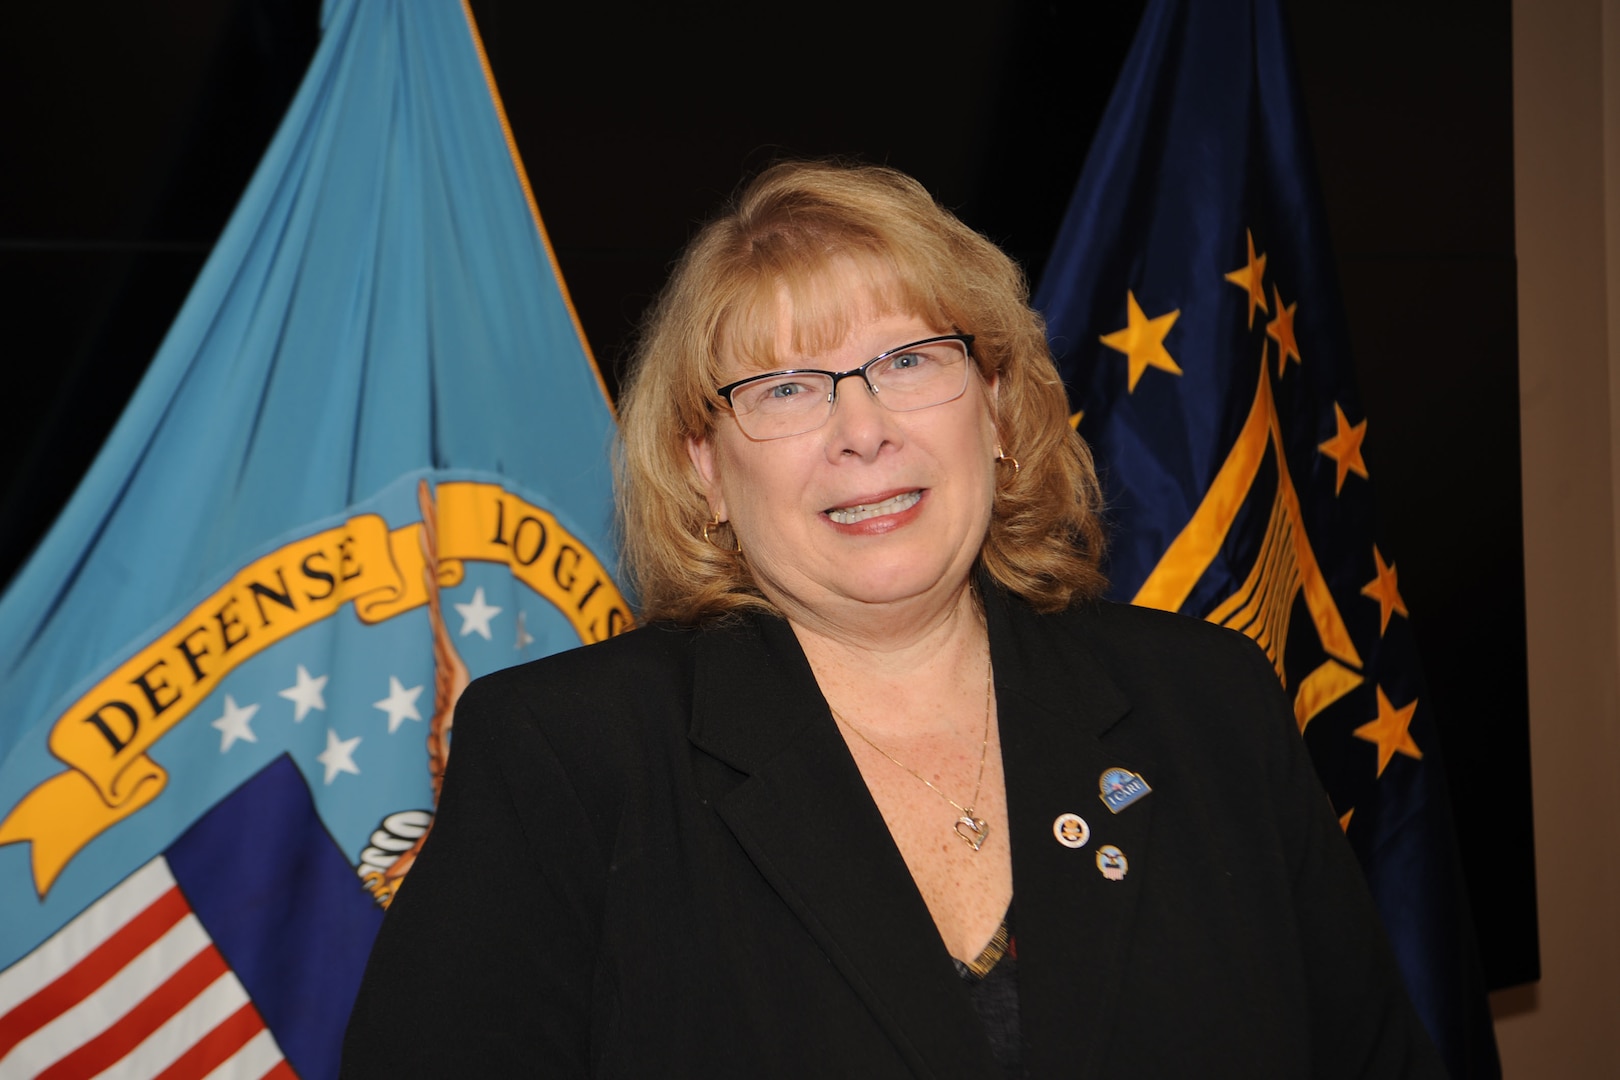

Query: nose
824;371;899;460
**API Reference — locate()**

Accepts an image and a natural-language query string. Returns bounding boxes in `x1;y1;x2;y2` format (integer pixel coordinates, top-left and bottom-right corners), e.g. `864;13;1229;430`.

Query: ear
975;365;1001;412
981;369;1003;441
686;436;728;520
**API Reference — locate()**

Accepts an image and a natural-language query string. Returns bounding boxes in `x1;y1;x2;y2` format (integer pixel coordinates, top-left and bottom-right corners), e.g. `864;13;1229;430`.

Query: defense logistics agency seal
0;478;631;901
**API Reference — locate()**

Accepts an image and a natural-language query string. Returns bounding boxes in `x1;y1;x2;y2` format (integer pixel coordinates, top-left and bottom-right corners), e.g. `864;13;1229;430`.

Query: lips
825;490;922;525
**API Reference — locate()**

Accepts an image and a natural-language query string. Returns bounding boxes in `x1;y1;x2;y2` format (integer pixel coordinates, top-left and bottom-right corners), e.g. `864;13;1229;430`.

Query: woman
342;162;1442;1077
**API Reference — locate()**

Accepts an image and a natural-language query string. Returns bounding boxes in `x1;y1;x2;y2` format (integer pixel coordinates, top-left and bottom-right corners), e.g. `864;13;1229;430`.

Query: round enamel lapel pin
1095;844;1128;881
1052;812;1091;848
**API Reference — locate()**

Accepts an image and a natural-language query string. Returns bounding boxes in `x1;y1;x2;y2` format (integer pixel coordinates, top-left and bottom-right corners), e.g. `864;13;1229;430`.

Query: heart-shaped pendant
954;816;989;851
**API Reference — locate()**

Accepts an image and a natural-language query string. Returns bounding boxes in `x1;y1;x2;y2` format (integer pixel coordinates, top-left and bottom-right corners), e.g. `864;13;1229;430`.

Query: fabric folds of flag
0;0;625;1075
1033;1;1499;1076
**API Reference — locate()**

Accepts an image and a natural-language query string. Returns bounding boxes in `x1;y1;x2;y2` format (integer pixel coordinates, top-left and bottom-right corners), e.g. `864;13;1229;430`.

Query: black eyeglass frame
714;334;977;437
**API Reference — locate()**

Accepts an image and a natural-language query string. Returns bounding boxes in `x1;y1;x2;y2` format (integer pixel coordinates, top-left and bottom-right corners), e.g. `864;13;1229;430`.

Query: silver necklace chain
830;653;994;852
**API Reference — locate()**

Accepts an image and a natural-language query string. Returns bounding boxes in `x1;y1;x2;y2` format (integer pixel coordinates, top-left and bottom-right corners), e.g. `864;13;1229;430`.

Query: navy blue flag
0;0;624;1074
1034;1;1499;1074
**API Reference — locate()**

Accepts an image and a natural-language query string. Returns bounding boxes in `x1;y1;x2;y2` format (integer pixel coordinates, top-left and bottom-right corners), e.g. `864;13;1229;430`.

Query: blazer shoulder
452;621;700;766
469;620;698;703
1058;598;1276;685
1032;598;1294;766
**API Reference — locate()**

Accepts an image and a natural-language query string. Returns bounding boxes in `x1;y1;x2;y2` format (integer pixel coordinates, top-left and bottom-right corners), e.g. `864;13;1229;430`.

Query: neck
776;560;983;646
786;580;991;739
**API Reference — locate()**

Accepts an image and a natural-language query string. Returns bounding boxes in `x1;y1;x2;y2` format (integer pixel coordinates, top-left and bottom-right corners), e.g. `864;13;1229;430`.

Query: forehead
716;254;948;375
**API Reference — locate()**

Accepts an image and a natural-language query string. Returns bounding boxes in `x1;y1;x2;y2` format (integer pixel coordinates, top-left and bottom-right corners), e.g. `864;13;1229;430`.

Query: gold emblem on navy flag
1098;767;1150;813
1096;844;1128;881
1052;812;1091;849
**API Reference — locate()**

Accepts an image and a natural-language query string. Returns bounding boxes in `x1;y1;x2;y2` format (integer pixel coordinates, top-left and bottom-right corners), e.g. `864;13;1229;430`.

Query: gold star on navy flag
1266;285;1301;375
1354;686;1423;777
1223;228;1269;328
1099;291;1182;392
1318;402;1369;495
1361;546;1409;636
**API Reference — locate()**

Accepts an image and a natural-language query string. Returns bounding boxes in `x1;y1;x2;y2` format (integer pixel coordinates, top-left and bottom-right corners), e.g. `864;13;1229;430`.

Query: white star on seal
515;609;535;651
373;676;424;734
211;695;260;753
316;728;361;785
278;664;328;722
454;586;502;640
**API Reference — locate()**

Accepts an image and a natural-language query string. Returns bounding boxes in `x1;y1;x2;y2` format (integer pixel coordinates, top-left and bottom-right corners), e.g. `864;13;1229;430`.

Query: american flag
0;858;293;1079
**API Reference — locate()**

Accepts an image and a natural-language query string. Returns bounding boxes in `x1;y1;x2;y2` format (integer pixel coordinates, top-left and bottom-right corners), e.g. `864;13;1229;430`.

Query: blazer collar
687;613;821;773
688;592;1154;1079
688;613;1000;1077
686;581;1133;768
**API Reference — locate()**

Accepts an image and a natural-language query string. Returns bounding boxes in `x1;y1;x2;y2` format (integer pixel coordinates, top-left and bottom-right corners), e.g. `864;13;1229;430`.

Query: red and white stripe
0;858;294;1079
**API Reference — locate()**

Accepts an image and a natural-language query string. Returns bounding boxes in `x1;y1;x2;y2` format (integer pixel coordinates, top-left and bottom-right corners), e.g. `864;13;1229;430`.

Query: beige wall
1494;0;1620;1073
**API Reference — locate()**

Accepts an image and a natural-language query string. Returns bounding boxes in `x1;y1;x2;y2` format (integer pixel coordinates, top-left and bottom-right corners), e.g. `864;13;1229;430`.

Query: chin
839;562;965;607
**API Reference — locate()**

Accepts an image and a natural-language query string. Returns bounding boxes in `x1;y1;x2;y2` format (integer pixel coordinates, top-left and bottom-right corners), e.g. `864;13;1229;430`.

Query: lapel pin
1099;767;1151;814
1052;812;1091;849
1095;844;1128;881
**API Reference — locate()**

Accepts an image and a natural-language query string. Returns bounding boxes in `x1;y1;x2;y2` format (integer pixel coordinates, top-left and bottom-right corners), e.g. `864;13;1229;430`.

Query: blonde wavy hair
617;160;1106;623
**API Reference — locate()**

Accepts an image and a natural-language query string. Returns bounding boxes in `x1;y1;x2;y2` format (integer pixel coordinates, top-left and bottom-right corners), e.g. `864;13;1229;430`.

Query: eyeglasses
715;334;975;440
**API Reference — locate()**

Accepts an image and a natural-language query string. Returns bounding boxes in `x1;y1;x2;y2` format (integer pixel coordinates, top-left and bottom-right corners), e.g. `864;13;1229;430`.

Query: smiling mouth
826;490;922;525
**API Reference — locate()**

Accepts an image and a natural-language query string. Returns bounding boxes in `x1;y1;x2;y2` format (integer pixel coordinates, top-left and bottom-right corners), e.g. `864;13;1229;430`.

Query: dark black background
0;1;1532;990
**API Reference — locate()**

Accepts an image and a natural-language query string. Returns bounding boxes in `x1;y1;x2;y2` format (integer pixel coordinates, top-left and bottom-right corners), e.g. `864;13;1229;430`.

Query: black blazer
342;588;1443;1078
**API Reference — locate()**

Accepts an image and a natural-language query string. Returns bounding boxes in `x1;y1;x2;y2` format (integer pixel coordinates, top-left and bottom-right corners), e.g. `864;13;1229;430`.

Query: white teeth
828;490;922;524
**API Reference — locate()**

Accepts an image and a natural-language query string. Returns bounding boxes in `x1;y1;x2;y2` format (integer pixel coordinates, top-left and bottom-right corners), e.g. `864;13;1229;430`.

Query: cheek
969;428;1001;523
716;444;799;539
971;409;1001;488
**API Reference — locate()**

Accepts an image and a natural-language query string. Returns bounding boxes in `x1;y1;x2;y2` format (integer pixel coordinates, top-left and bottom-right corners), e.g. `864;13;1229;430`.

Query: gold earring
702;516;742;553
994;445;1020;473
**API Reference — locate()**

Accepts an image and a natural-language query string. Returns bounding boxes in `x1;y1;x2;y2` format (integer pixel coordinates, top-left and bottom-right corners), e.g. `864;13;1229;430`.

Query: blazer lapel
689;615;1001;1079
987;590;1157;1080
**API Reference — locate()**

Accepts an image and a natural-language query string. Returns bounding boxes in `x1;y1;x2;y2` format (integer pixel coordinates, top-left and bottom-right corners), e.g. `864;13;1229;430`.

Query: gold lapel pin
1095;844;1128;881
1052;812;1091;849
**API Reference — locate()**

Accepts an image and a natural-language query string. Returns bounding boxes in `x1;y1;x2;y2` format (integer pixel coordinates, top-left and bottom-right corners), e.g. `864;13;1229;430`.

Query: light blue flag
0;2;625;1075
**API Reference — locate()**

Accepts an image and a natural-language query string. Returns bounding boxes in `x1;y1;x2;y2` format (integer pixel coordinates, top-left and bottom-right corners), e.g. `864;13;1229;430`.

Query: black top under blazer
341;585;1444;1078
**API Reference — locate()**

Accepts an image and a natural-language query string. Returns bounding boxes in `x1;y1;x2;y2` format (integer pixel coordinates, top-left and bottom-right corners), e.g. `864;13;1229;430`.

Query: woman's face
688;298;1000;627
